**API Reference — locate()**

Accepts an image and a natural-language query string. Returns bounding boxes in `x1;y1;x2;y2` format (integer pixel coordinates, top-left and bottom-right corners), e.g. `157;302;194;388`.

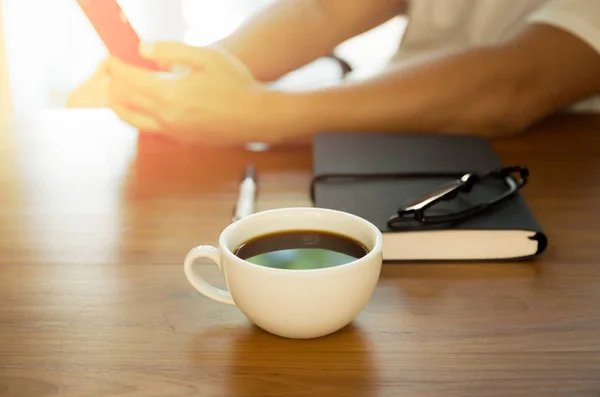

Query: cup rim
218;207;383;274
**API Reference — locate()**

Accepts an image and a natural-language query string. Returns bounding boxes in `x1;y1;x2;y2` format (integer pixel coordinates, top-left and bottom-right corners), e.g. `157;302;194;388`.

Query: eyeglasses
309;165;529;229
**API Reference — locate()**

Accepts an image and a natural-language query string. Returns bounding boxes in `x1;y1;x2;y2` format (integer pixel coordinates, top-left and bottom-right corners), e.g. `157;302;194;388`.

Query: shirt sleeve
527;0;600;55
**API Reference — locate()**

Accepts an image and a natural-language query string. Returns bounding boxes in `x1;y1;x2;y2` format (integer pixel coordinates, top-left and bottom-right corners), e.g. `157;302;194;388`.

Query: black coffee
234;230;368;270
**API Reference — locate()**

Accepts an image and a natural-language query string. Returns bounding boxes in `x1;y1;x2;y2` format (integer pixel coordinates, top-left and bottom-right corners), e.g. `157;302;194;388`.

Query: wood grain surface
1;109;599;397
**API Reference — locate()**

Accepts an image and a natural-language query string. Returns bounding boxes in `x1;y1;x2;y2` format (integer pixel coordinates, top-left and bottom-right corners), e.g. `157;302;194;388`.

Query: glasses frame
309;165;529;229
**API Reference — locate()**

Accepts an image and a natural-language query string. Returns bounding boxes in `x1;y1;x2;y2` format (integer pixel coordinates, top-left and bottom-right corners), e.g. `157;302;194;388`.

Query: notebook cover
311;132;547;259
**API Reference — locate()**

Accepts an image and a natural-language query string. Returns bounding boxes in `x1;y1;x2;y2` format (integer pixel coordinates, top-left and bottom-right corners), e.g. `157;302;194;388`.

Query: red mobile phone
76;0;159;70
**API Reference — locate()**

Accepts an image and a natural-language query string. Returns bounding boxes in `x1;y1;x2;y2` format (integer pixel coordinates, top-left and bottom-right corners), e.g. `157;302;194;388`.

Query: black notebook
311;132;547;261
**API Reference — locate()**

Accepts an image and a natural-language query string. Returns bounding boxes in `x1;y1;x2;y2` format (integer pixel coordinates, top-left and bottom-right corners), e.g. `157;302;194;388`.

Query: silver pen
232;165;257;222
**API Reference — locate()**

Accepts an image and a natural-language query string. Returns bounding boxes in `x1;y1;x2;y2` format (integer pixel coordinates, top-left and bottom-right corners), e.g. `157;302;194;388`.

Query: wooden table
1;109;599;397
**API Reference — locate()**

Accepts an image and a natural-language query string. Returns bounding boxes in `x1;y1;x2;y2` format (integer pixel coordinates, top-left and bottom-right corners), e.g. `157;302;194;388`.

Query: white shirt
393;0;600;113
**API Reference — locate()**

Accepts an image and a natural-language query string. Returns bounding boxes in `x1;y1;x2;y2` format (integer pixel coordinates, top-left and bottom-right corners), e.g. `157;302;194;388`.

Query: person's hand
105;42;289;145
66;58;110;108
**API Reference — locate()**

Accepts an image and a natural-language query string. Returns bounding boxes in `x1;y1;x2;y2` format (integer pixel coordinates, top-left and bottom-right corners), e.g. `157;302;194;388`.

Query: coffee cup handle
183;245;236;306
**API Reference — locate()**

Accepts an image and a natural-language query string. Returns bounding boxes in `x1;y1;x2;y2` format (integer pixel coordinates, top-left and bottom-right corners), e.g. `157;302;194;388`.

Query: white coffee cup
183;207;383;339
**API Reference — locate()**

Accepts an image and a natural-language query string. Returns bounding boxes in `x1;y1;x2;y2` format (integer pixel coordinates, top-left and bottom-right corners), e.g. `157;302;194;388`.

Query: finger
106;56;170;100
93;58;110;75
108;98;162;132
108;79;163;115
139;41;223;69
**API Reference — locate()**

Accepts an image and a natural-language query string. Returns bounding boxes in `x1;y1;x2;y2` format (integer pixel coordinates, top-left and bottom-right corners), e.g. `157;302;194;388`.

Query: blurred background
0;0;406;120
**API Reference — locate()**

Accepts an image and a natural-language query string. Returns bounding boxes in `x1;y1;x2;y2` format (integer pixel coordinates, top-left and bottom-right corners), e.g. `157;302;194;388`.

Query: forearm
216;0;404;82
272;24;600;138
282;47;531;137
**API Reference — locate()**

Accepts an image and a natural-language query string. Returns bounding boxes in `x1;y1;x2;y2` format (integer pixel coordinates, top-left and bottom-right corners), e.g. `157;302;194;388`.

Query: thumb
92;57;110;75
139;41;223;69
